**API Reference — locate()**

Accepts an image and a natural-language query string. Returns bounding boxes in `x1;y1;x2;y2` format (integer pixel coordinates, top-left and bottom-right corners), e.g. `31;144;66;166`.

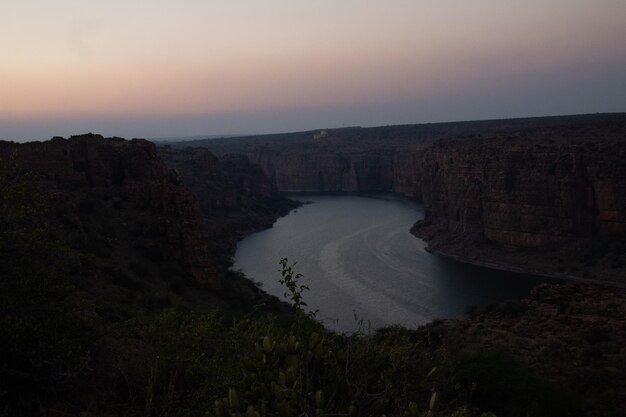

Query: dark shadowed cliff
157;146;299;262
0;134;297;297
175;113;626;283
0;134;221;291
0;133;296;415
176;113;624;193
2;130;626;417
413;122;626;283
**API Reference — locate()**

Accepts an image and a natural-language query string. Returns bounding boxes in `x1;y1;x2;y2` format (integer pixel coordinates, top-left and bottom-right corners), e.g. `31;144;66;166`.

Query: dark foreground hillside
0;134;291;415
1;133;625;417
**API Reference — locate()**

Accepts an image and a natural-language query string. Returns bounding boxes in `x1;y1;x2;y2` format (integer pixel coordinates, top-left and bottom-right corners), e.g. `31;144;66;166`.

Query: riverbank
412;219;626;287
3;134;625;416
179;114;626;287
233;193;560;332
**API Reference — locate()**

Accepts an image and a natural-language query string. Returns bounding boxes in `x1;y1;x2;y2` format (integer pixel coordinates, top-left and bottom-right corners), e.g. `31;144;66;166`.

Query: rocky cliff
2;129;626;416
157;146;299;261
1;135;300;299
0;134;298;415
413;121;626;283
180;113;625;195
1;134;222;291
174;113;626;283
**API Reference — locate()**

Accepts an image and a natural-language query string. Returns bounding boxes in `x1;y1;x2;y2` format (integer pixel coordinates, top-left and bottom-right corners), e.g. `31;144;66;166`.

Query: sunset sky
2;0;626;141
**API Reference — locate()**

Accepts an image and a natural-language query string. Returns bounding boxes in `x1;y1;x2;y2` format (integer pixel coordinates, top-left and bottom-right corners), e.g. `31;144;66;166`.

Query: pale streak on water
318;219;427;329
234;194;554;333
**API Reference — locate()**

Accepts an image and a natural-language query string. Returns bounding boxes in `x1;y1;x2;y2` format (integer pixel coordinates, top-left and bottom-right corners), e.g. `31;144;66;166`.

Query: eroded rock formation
157;146;299;260
1;134;221;290
413;122;626;282
178;114;626;282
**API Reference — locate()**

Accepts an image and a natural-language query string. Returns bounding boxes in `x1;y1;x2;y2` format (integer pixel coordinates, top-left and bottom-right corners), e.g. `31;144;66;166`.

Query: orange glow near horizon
2;0;626;136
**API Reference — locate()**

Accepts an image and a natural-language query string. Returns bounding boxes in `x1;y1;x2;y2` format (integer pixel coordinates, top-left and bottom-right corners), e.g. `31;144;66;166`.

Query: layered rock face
1;134;302;299
417;125;626;244
1;134;219;289
414;122;626;282
182;113;625;194
176;114;626;282
249;149;397;192
158;146;299;259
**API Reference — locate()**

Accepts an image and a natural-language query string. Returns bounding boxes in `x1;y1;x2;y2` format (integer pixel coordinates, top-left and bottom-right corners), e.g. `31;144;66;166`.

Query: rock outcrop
438;283;626;415
174;113;626;283
1;133;304;305
413;122;626;283
1;134;218;290
181;113;625;194
157;146;299;260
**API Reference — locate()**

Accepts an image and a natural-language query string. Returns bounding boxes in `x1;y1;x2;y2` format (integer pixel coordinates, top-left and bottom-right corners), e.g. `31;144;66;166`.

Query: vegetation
0;157;597;416
0;154;93;415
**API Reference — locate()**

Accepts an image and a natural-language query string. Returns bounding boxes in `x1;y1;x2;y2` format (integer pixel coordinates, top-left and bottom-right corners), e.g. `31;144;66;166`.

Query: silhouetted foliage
0;154;92;416
0;154;614;416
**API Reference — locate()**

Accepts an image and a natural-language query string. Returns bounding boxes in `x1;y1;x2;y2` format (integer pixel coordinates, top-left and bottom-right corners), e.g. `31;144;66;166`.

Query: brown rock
1;134;220;289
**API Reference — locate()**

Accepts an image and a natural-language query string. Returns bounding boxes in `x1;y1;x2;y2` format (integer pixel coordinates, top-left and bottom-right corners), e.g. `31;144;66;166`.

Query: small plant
278;258;318;319
352;310;372;336
214;331;332;417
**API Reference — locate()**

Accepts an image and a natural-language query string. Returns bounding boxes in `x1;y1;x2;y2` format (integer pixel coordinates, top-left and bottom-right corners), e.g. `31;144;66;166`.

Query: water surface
235;194;553;332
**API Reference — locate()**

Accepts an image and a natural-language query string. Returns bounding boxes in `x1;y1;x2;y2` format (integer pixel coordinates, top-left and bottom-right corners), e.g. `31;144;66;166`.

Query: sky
1;0;626;141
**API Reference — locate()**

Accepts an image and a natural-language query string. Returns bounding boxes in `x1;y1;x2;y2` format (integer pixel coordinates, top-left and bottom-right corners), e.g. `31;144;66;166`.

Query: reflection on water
234;193;555;332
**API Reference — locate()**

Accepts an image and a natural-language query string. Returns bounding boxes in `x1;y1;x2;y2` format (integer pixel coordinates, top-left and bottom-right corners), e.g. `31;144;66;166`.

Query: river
234;194;554;332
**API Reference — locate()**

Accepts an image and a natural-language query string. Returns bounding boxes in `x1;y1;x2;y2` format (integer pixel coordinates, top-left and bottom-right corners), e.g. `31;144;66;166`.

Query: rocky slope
436;282;626;416
2;130;625;416
0;133;296;416
157;146;299;262
413;121;626;283
175;114;626;283
0;134;222;292
0;134;298;298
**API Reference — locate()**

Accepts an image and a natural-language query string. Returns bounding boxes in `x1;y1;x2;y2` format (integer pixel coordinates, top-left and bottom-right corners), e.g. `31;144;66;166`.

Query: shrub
0;154;94;415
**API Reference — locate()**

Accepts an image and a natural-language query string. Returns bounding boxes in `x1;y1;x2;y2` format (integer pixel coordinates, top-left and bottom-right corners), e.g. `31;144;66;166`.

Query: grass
0;158;609;417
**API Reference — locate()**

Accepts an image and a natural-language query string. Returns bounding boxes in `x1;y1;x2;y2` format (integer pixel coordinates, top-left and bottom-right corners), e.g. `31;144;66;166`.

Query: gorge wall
413;122;626;283
182;114;626;283
3;132;626;416
0;134;221;290
0;134;297;299
157;146;298;262
0;134;301;414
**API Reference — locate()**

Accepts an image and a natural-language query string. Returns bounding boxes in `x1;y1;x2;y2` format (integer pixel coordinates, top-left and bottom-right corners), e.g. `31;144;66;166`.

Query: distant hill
150;134;242;145
170;112;626;152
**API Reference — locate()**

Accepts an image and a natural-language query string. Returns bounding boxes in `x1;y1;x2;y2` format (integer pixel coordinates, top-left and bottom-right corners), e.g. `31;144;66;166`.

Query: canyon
158;146;298;264
2;122;626;415
0;134;293;300
180;113;626;283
